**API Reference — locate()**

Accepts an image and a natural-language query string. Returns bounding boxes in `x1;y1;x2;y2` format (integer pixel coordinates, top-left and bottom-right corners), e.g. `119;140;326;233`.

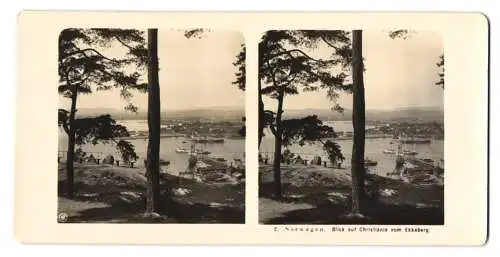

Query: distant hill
75;106;443;122
282;107;444;122
75;107;245;121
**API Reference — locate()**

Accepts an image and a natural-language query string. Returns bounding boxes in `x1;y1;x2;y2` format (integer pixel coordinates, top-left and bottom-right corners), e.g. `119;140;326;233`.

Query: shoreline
117;134;441;142
118;134;245;141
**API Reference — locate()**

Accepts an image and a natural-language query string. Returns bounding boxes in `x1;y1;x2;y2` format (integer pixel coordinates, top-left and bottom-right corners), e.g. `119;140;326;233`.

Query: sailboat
397;134;418;156
404;140;418;156
187;142;211;156
175;140;191;153
394;141;407;179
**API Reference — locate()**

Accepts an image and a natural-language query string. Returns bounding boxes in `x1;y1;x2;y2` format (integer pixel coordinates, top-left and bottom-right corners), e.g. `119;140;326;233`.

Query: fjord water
58;120;443;177
259;120;444;177
58;120;245;175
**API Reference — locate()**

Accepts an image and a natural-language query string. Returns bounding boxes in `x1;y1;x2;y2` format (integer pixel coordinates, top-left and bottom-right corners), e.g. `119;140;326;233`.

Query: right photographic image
258;30;444;225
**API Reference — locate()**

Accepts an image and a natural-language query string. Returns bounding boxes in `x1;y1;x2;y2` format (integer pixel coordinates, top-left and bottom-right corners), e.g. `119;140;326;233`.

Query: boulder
103;155;114;165
172;188;191;196
141;212;162;220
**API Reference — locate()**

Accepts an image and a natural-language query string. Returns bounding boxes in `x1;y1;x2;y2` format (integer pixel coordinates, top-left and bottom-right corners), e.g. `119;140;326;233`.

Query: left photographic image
57;28;246;223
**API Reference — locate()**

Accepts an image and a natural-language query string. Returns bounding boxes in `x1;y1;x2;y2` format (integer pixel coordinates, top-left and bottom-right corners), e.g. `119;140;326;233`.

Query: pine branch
69;73;92;87
283;72;299;87
63;47;118;63
272;45;323;63
62;122;70;134
266;58;280;91
269;125;277;136
320;35;340;51
114;36;136;52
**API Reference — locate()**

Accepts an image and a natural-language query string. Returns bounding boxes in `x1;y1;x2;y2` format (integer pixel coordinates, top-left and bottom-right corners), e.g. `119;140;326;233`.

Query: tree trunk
350;30;366;214
272;89;285;199
258;79;264;148
146;28;161;213
65;88;78;198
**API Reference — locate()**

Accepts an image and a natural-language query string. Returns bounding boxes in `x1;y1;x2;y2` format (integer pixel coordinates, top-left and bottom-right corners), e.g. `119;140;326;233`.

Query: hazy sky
60;30;245;111
60;30;443;111
264;30;444;111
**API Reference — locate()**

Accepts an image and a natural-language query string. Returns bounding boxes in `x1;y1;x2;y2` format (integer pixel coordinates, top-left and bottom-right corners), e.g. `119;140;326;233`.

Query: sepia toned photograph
15;11;488;245
258;30;445;225
57;28;246;223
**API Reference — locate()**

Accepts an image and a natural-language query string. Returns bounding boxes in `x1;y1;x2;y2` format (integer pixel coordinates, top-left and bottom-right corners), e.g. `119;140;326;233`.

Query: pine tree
58;28;147;198
259;30;351;198
350;30;366;214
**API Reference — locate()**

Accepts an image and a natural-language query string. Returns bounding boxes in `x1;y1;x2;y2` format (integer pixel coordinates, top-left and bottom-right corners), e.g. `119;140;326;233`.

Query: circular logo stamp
58;212;69;223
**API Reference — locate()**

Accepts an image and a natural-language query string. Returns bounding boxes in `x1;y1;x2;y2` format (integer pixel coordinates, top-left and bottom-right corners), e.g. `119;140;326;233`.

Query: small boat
401;138;431;144
364;159;378;166
192;137;224;143
175;147;189;153
383;149;395;154
188;149;211;155
159;159;170;166
193;138;209;143
403;150;418;156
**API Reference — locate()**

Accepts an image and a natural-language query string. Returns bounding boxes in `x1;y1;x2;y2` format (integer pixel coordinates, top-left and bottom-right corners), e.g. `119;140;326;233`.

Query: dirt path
259;198;314;224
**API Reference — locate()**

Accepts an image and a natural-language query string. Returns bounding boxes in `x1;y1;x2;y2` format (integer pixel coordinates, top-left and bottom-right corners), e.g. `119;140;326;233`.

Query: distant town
74;107;246;121
362;121;444;139
122;119;245;140
105;107;443;141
